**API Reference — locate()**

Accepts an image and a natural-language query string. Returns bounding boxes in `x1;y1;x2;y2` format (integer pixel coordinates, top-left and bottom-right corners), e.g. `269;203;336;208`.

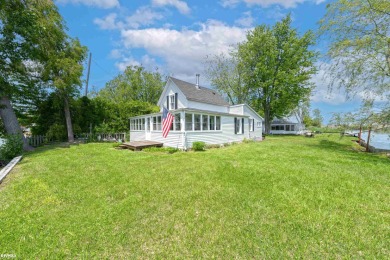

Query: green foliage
311;108;323;127
0;134;23;160
237;15;317;134
318;0;390;95
98;65;165;104
192;141;206;151
204;52;249;104
45;124;67;142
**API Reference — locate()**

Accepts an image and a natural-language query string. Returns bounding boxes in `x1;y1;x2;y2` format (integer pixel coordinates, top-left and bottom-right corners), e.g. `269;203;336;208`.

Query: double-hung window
169;94;176;110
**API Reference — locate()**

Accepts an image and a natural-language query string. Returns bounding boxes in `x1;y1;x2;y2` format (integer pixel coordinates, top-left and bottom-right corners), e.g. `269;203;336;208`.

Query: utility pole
85;52;92;96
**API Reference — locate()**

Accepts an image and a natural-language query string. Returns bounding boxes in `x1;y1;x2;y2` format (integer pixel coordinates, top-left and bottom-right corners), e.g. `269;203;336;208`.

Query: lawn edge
0;156;23;184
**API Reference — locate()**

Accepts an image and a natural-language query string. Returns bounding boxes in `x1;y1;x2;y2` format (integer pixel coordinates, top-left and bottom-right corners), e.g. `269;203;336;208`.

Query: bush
192;141;206;151
0;134;23;160
46;124;67;142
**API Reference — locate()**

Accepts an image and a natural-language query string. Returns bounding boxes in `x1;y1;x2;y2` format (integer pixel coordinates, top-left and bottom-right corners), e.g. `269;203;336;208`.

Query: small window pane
209;116;215;130
175;113;181;131
202;115;208;131
216;116;221;130
185;113;193;131
194;114;201;131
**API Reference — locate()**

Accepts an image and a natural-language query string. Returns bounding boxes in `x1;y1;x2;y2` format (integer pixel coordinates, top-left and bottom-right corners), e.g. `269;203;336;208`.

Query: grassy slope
0;135;389;258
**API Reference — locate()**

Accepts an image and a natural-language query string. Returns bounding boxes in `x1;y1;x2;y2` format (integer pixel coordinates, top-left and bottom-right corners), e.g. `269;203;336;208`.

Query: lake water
360;132;390;150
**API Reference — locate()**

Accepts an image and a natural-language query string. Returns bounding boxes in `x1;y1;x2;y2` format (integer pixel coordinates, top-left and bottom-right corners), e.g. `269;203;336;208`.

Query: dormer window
170;94;175;110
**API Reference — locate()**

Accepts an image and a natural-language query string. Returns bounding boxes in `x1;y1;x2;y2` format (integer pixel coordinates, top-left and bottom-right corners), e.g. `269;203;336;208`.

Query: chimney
195;74;200;89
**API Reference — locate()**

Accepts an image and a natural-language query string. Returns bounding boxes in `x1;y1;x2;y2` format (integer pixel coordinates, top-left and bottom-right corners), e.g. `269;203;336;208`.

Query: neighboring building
129;76;263;149
266;117;305;135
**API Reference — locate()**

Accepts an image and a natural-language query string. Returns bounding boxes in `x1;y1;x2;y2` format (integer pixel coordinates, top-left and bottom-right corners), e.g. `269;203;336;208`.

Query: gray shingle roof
170;77;230;106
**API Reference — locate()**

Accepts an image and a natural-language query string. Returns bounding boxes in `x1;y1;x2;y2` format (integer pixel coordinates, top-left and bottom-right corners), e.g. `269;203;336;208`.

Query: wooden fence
26;133;127;147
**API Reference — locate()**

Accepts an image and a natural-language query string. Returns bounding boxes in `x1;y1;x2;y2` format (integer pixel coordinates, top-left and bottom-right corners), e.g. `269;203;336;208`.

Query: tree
98;65;164;104
0;0;66;150
204;52;250;104
312;108;323;127
238;15;317;134
318;0;390;95
42;38;87;142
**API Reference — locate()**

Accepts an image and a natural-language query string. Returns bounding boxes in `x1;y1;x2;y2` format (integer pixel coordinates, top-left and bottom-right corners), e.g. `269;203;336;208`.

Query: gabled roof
170;77;230;106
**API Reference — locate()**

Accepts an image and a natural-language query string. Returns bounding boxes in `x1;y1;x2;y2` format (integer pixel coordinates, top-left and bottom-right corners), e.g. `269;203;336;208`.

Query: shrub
192;141;206;151
46;124;67;142
0;134;23;160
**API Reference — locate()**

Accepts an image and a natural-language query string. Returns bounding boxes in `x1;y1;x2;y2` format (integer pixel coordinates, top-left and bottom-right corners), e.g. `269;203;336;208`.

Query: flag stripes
162;107;174;138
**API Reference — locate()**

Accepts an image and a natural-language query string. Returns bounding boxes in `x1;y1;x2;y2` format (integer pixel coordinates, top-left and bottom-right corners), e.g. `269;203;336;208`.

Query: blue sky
55;0;364;123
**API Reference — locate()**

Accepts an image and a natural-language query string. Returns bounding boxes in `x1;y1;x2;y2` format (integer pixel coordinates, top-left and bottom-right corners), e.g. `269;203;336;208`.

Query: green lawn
0;135;389;258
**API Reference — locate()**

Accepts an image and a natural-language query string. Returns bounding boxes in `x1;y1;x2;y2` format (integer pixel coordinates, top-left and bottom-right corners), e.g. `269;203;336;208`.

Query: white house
129;76;263;149
267;117;305;135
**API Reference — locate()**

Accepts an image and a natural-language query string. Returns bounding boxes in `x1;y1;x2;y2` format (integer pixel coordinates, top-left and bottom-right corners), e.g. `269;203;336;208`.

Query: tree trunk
366;126;372;152
63;96;74;143
264;104;271;134
0;96;34;151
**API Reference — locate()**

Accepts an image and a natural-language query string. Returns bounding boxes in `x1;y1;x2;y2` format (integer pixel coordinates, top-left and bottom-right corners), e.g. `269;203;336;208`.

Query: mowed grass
0;135;389;258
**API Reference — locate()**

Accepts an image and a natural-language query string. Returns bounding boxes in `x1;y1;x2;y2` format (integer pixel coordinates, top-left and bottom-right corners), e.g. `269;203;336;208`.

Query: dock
118;141;163;151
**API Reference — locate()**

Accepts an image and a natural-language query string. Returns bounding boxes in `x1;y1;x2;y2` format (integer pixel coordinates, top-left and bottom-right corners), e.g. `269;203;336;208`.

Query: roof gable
169;77;229;106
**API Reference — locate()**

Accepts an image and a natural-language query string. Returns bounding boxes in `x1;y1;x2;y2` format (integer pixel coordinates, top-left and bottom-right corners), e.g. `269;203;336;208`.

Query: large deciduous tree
204;52;250;105
98;65;164;105
0;0;66;150
318;0;390;95
43;38;87;143
238;15;317;134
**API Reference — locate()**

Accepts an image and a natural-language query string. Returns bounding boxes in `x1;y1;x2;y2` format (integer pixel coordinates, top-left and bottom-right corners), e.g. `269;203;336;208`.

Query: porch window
185;113;193;131
216;116;221;130
141;118;145;130
286;125;290;131
202;115;209;131
209;116;215;130
174;113;181;131
194;114;201;131
153;116;162;131
291;125;295;131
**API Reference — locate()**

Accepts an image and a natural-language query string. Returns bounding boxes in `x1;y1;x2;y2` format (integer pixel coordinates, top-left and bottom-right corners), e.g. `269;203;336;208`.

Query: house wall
130;115;252;149
187;100;229;113
229;105;244;115
243;105;263;140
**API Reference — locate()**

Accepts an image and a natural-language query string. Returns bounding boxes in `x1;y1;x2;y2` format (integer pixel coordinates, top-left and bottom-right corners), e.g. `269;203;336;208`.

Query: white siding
184;116;249;148
158;80;188;110
229;105;244;115
187;100;229;113
243;105;263;140
130;131;146;141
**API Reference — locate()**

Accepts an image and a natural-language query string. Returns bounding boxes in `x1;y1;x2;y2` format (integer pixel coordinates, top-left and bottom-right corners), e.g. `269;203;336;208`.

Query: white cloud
115;55;159;72
152;0;191;14
125;7;164;29
119;20;248;79
56;0;119;9
94;13;122;30
235;11;254;27
220;0;325;8
94;7;164;30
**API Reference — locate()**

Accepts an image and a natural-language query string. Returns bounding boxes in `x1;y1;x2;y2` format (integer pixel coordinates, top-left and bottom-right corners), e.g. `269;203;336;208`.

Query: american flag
162;106;174;138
